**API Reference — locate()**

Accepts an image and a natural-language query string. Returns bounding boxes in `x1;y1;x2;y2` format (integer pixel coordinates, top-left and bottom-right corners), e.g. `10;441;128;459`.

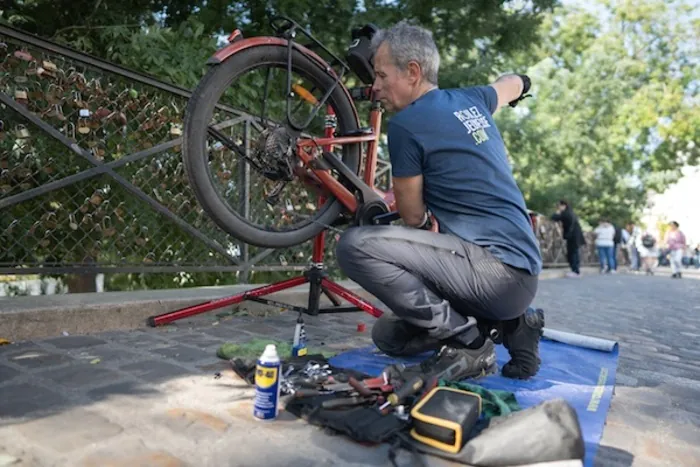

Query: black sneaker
386;340;498;384
502;307;545;379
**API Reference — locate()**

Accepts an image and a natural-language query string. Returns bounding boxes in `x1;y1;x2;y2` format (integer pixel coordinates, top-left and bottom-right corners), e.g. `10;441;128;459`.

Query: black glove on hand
508;74;532;108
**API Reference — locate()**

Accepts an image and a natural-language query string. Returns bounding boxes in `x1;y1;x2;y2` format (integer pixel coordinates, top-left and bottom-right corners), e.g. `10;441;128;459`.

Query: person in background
637;230;659;275
612;223;622;272
593;218;616;273
551;200;586;278
620;226;631;267
626;223;642;272
664;221;687;279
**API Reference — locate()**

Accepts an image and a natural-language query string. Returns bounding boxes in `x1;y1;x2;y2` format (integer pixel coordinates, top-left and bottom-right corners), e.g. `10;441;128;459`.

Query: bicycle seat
346;24;379;85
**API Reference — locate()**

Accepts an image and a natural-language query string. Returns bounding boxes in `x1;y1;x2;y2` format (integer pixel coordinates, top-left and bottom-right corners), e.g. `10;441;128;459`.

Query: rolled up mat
542;328;618;353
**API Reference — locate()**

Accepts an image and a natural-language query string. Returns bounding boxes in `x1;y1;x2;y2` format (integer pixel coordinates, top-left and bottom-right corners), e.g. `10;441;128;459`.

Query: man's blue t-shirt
387;86;542;275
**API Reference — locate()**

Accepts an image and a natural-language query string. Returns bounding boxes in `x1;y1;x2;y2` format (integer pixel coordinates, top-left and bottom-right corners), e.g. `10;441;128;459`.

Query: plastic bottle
253;344;281;420
291;313;307;357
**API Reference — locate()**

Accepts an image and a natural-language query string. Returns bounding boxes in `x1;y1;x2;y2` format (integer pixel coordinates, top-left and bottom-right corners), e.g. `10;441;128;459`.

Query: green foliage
497;0;699;227
4;0;559;88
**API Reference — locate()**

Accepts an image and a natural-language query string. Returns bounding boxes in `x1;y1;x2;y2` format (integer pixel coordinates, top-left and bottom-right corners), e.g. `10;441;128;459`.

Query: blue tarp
329;329;619;467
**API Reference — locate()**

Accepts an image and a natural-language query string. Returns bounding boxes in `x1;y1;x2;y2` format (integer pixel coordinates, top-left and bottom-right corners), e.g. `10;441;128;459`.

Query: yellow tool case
409;386;482;453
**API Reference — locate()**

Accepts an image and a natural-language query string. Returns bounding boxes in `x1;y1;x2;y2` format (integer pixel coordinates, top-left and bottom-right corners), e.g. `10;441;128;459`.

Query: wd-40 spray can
253;344;281;420
292;313;307;357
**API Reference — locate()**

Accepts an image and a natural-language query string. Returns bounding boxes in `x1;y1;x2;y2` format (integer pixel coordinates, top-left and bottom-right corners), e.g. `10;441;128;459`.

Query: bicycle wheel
183;44;361;249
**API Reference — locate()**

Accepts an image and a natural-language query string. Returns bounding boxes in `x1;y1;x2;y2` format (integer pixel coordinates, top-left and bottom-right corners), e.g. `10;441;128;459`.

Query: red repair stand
147;228;384;327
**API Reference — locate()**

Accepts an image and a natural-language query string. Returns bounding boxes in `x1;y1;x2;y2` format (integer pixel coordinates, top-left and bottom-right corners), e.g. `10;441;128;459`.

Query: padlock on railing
77;117;90;134
13;50;33;62
14;88;28;101
68;213;79;231
89;190;104;206
15;125;30;139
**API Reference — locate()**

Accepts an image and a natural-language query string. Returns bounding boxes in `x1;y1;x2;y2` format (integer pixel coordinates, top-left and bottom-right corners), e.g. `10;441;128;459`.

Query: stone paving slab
0;273;699;466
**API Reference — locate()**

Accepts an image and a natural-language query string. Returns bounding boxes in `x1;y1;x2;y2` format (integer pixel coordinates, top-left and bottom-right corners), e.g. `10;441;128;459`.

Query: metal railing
0;24;392;281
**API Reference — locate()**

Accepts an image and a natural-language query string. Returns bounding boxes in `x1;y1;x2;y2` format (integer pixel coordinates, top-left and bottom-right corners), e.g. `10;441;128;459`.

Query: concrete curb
0;267;597;342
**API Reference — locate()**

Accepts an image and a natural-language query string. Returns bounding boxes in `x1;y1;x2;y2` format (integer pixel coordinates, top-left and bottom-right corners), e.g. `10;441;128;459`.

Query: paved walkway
1;273;699;466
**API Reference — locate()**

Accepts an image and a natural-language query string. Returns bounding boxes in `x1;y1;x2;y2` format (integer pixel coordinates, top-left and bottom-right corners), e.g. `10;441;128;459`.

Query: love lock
77;117;90;134
15;125;30;139
89;190;104;206
79;197;91;213
71;91;83;107
170;124;182;136
39;231;51;248
113;201;126;221
68;213;79;231
102;216;116;237
91;147;103;162
14;88;28;101
28;221;41;235
43;212;58;229
13;50;33;62
79;108;91;118
42;60;57;72
47;104;66;122
45;84;63;105
26;61;44;77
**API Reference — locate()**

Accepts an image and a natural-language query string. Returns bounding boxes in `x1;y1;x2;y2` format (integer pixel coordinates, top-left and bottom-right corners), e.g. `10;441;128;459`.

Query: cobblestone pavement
1;273;699;466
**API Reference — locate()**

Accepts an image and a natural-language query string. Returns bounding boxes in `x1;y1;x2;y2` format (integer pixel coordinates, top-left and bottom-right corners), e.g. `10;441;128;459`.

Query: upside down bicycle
150;16;402;326
181;16;420;251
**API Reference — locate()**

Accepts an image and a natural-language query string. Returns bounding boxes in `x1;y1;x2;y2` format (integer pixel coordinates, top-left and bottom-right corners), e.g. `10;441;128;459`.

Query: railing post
239;119;252;283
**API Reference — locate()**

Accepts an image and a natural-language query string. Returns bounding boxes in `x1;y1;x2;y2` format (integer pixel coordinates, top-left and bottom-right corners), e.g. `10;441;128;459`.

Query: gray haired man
336;21;545;380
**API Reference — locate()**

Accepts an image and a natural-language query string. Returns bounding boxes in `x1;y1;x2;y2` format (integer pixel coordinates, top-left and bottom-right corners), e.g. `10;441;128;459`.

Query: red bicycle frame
148;29;395;327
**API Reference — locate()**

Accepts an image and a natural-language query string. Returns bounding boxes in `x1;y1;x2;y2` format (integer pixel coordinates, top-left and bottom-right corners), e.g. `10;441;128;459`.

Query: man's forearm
491;74;528;110
399;201;427;227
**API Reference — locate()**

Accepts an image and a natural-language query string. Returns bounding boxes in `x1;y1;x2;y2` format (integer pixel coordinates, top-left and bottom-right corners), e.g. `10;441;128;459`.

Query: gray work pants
336;225;538;356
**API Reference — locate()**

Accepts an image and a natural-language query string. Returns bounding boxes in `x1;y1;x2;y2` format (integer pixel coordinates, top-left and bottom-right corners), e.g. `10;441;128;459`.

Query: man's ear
406;60;422;84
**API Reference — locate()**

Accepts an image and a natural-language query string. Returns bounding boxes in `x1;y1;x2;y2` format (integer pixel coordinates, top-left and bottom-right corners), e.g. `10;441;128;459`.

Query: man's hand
489;74;531;111
392;175;427;227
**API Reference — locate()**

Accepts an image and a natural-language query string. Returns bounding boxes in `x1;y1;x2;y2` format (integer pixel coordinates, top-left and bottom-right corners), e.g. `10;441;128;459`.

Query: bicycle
180;15;439;250
149;16;409;326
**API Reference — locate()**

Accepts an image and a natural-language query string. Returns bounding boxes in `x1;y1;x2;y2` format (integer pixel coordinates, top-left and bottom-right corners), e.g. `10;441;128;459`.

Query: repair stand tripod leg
147;230;384;327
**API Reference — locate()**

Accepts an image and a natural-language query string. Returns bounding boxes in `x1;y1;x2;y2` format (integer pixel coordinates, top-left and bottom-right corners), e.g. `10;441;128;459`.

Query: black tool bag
346;24;379;85
398;399;585;466
286;393;408;444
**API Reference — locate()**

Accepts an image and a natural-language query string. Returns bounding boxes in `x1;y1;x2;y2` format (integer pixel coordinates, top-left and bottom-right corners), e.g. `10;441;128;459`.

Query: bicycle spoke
265;180;287;206
260;67;274;128
207;126;263;172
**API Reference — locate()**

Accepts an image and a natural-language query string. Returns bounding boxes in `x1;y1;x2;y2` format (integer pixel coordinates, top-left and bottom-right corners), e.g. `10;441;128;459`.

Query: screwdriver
378;375;425;411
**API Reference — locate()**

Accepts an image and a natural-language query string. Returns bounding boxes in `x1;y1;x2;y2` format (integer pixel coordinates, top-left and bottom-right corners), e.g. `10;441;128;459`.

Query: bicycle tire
183;44;361;249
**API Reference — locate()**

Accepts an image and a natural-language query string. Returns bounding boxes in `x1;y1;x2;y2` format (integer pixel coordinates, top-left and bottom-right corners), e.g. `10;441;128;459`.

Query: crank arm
320;151;384;205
